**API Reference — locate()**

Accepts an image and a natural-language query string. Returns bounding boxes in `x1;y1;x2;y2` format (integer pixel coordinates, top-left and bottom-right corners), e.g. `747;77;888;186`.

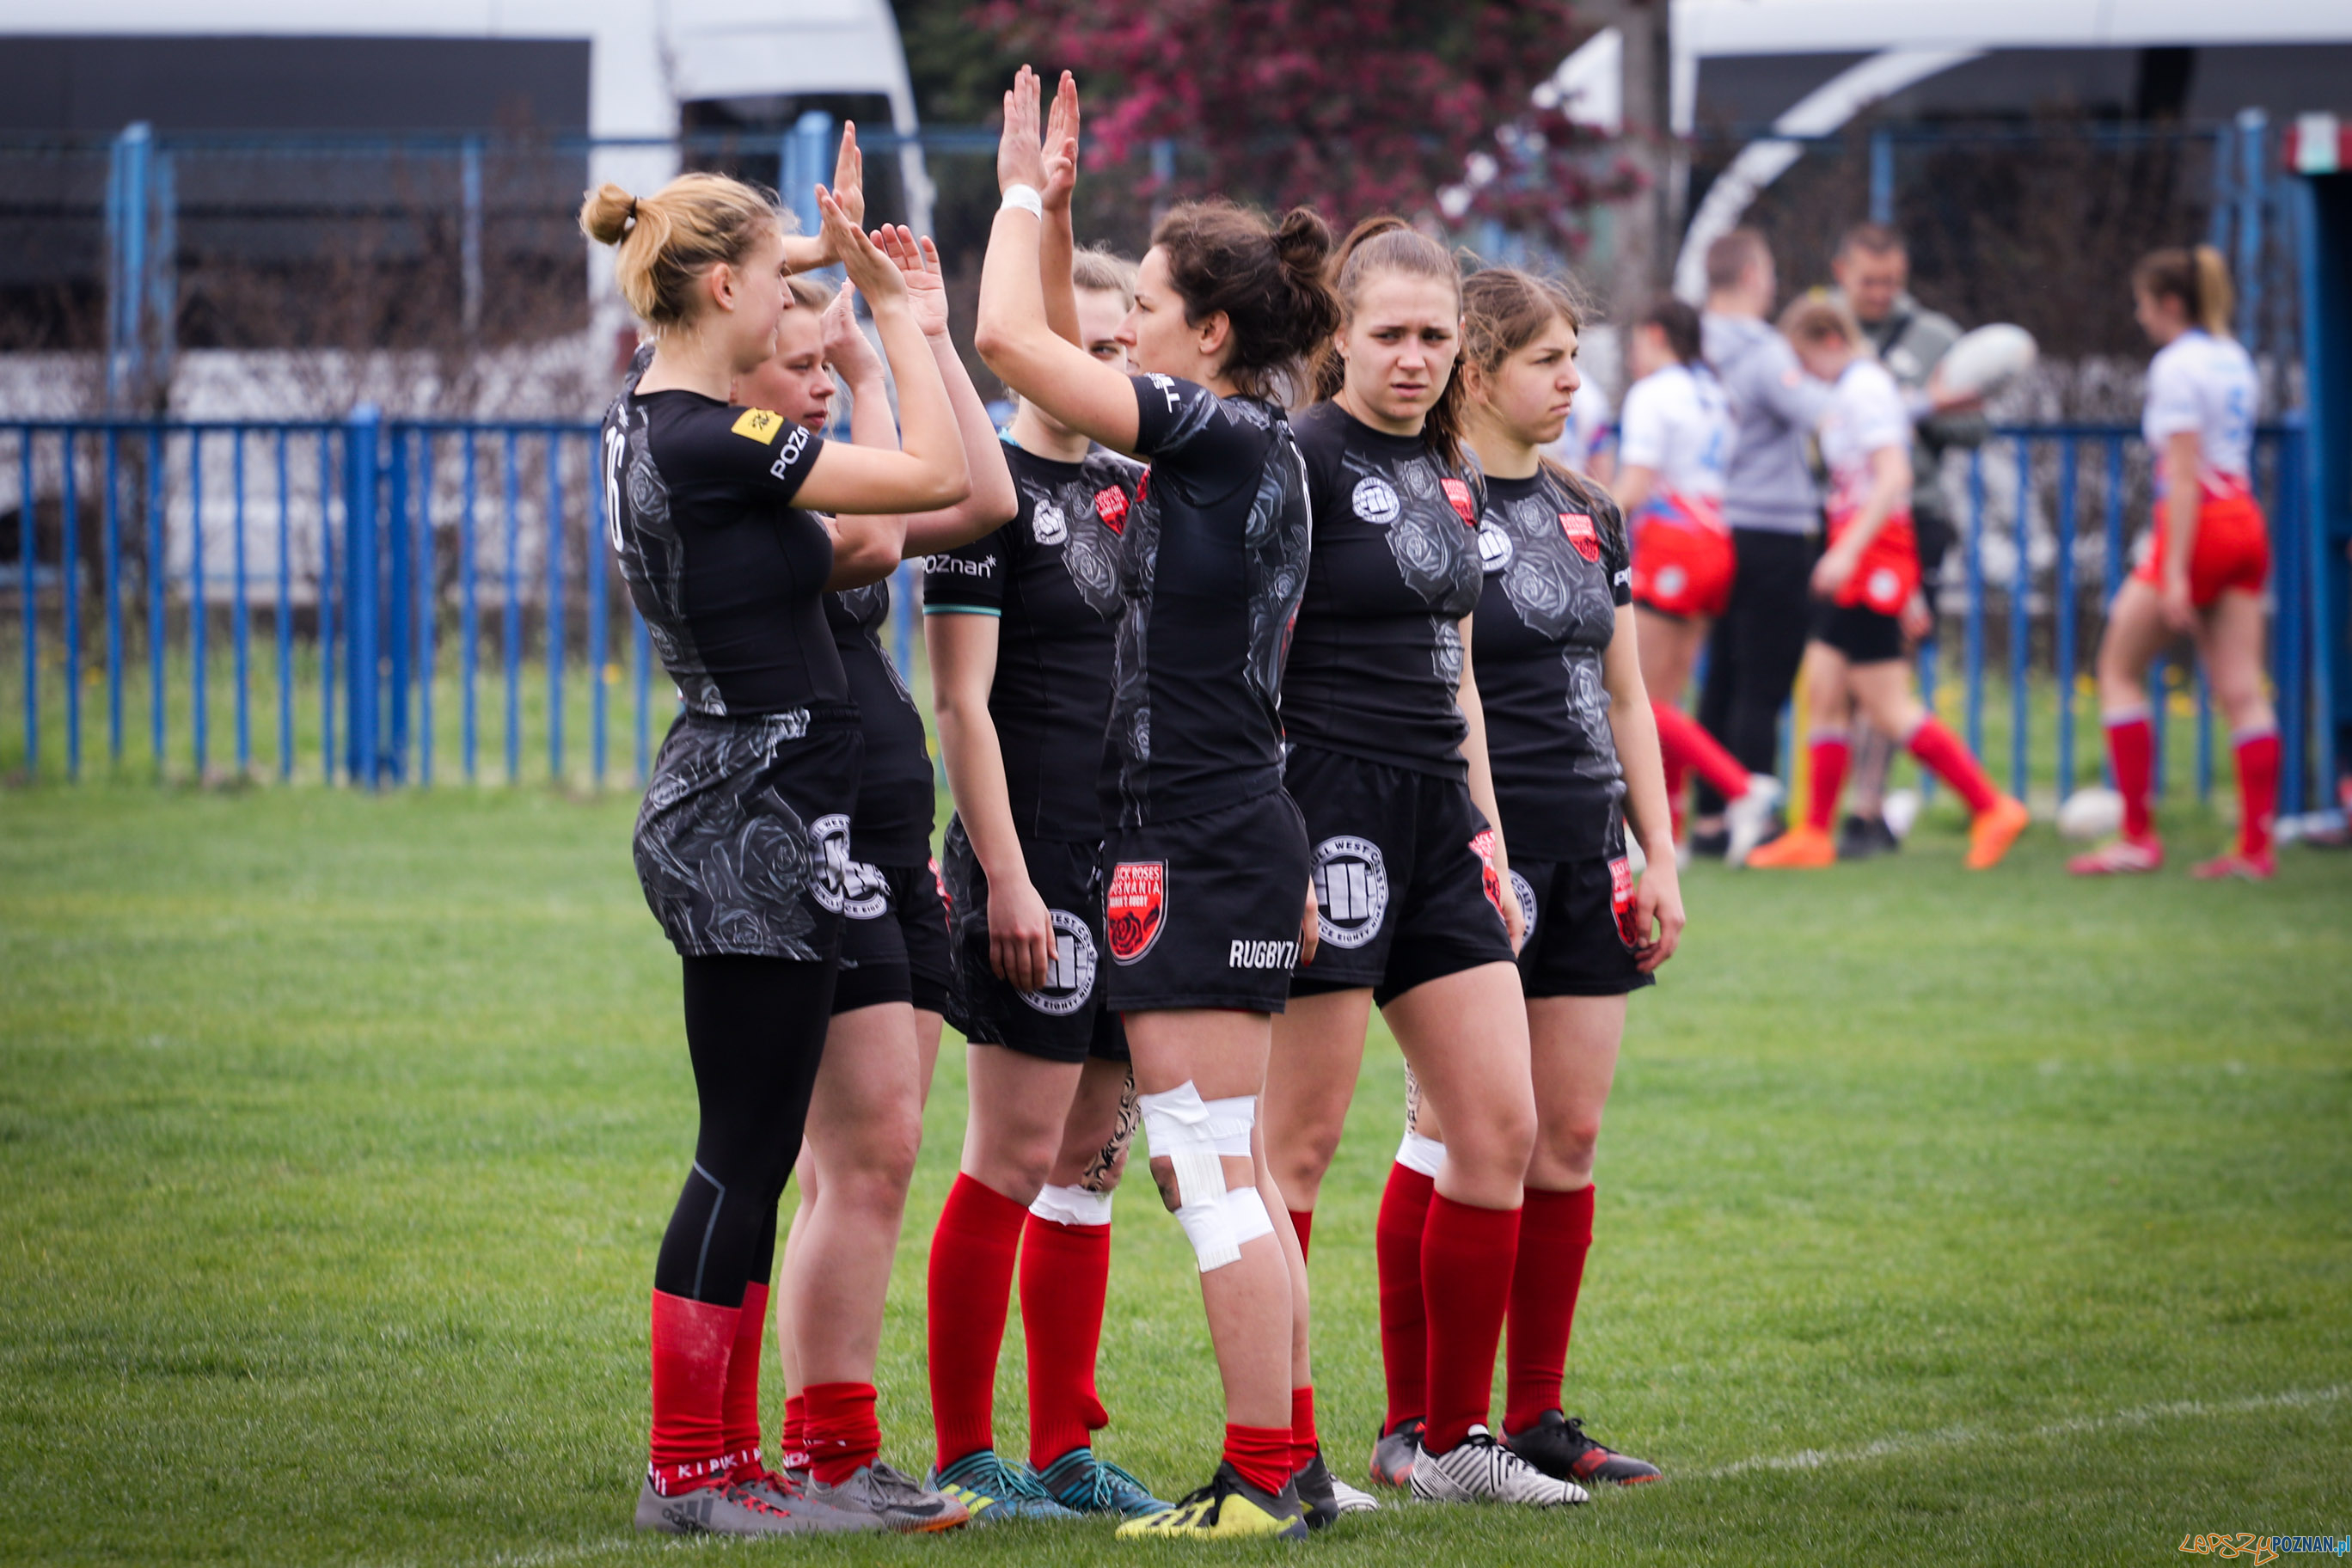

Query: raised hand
831;122;866;230
1042;71;1080;213
818;186;904;309
875;225;951;339
820;280;882;384
996;65;1047;194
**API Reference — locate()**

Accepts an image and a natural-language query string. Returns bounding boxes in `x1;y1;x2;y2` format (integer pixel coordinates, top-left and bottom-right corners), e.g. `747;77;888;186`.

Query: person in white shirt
2070;246;2278;880
1747;298;2028;872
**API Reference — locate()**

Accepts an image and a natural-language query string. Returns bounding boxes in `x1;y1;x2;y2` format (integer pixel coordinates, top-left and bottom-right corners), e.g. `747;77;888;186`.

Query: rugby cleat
1724;775;1787;867
2067;835;2163;875
1292;1449;1379;1529
1032;1446;1172;1519
1369;1416;1424;1488
927;1449;1080;1522
1503;1411;1663;1486
1743;824;1836;868
1964;795;2032;869
634;1474;880;1536
1835;812;1900;861
1410;1426;1589;1508
2190;848;2275;881
803;1460;971;1532
1113;1461;1308;1540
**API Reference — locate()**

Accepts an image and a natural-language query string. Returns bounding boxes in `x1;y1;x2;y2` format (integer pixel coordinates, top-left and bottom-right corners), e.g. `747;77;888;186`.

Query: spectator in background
1824;224;1990;857
1546;372;1617;488
1690;229;1831;855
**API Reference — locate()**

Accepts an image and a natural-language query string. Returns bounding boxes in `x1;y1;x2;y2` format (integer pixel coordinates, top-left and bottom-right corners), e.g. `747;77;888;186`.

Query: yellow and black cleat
1115;1462;1308;1541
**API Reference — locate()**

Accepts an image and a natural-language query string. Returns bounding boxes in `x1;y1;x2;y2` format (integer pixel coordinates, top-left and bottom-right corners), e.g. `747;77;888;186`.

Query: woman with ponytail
2071;245;2277;879
583;131;977;1537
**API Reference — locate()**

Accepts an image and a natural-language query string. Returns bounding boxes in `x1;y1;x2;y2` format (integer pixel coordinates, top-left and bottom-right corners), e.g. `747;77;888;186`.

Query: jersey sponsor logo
1608;854;1638;946
1311;835;1388;950
837;858;892;921
924;553;997;578
1441;476;1478;525
1021;908;1099;1015
1106;861;1167;965
1229;938;1301;970
1509;868;1539;940
1032;498;1069;545
1615;567;1633;591
1351;475;1402;524
1476;518;1515;573
1146;372;1181;412
732;407;787;444
1560;512;1601;562
809;813;853;912
769;424;812;482
1094;486;1129;532
1468;828;1505;921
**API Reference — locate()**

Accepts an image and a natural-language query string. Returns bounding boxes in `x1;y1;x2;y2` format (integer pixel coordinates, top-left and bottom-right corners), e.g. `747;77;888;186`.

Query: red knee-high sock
718;1279;769;1472
1290;1385;1319;1474
803;1381;879;1485
1421;1194;1522;1454
780;1393;808;1467
1223;1423;1294;1497
648;1290;738;1494
1662;750;1689;838
1375;1162;1436;1430
1288;1208;1314;1260
1020;1211;1113;1469
1906;716;1999;815
927;1173;1026;1469
1654;701;1753;799
1807;732;1852;831
2106;710;2155;839
2235;729;2280;856
1504;1185;1596;1436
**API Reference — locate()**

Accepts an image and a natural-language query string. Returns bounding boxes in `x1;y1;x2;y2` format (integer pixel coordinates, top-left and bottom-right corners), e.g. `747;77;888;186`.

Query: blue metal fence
2;416;2332;812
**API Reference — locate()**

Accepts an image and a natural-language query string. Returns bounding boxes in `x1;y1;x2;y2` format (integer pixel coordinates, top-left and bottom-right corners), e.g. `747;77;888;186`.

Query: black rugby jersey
599;370;841;715
922;440;1142;842
1112;374;1312;825
826;579;934;863
1286;402;1486;776
1470;464;1632;861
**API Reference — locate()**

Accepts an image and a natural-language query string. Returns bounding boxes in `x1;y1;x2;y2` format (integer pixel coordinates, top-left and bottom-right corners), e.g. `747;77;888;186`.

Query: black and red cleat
1503;1412;1663;1485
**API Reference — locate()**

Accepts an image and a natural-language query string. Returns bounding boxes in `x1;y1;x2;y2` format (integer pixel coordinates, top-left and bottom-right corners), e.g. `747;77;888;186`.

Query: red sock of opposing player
1020;1210;1113;1468
717;1278;769;1473
1905;716;2000;815
1421;1193;1522;1454
1504;1185;1595;1436
1654;701;1753;799
1291;1385;1319;1474
927;1173;1026;1468
1375;1161;1436;1430
1807;732;1852;831
2235;728;2280;857
1288;1208;1314;1259
2105;709;2155;839
647;1290;738;1495
1223;1423;1294;1497
802;1381;879;1485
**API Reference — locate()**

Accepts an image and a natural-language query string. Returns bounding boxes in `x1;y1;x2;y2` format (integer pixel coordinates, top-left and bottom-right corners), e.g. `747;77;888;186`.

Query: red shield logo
1608;855;1638;946
1094;486;1129;534
1468;830;1504;920
1441;476;1478;526
1106;861;1167;965
931;856;951;916
1135;469;1151;505
1561;513;1601;561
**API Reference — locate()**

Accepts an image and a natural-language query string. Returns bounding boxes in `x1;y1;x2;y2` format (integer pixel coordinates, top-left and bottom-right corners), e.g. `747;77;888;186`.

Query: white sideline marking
1694;1385;2349;1480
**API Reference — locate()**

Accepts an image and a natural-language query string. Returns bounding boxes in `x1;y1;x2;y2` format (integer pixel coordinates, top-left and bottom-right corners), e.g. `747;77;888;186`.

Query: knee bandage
1395;1131;1448;1179
1029;1183;1114;1228
1138;1082;1267;1271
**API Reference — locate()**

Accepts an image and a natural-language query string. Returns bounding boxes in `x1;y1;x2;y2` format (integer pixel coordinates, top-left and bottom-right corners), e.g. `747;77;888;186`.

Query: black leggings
652;954;836;1307
1695;528;1818;816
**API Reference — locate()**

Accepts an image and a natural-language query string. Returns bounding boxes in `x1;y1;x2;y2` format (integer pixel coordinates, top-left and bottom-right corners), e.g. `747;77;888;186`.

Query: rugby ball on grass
2057;786;2123;842
1937;323;2038;399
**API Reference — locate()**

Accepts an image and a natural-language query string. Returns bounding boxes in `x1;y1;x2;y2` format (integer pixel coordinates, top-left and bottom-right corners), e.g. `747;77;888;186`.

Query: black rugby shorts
831;858;952;1016
1810;598;1908;666
940;818;1128;1065
1508;837;1655;999
1100;789;1312;1015
1283;744;1518;1008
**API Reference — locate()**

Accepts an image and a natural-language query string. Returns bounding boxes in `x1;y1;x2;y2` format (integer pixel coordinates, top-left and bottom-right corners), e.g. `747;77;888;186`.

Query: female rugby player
975;67;1336;1540
2070;246;2277;880
1745;299;2029;870
1259;219;1574;1514
1362;265;1684;1497
1612;297;1783;862
583;140;973;1536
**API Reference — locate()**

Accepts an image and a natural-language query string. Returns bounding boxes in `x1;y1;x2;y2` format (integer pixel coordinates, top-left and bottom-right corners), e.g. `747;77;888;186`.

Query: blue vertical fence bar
104;433;123;763
275;431;292;781
2054;438;2079;796
232;429;250;774
1965;448;1986;761
190;429;206;778
318;429;335;783
547;432;565;784
462;431;479;781
386;426;410;781
148;427;165;775
588;437;609;790
418;433;435;787
502;430;521;785
2009;436;2030;800
2269;429;2303;815
60;430;80;776
2100;438;2125;787
345;409;378;787
18;432;32;773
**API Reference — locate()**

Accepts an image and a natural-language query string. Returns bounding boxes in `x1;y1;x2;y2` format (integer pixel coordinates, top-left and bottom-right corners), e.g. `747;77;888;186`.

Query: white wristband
1000;184;1044;219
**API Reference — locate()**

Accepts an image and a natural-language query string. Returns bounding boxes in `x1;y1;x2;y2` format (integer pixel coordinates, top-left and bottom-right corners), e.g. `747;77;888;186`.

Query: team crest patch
1441;476;1478;525
1865;567;1904;613
1509;869;1538;940
809;814;853;911
1095;486;1129;532
1032;499;1069;545
1106;861;1167;965
1020;909;1099;1015
1476;519;1515;573
1608;855;1638;946
1469;829;1505;920
1352;475;1402;524
1561;512;1601;561
1312;836;1389;950
731;407;786;444
837;859;891;921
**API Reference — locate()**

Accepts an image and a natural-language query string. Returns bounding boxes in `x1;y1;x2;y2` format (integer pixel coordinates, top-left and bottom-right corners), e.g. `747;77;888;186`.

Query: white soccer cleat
1327;1473;1380;1514
1409;1427;1589;1508
1724;775;1785;867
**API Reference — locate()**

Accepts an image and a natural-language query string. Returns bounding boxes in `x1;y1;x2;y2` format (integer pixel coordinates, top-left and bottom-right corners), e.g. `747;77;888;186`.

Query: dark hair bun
1274;207;1341;353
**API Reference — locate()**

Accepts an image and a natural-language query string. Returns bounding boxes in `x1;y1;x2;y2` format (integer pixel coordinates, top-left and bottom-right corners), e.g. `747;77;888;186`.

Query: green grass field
2;785;2347;1566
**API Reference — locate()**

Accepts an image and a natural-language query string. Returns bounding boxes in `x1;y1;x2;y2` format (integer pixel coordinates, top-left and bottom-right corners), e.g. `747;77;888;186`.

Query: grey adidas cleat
803;1459;971;1532
633;1475;879;1535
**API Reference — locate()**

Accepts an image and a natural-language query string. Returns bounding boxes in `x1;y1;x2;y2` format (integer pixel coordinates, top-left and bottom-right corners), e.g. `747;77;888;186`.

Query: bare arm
1601;608;1685;971
926;611;1057;992
1456;619;1524;953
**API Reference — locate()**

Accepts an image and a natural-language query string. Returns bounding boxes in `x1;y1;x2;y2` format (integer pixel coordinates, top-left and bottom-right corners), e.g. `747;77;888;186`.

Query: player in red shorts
2070;246;2278;879
1611;297;1783;864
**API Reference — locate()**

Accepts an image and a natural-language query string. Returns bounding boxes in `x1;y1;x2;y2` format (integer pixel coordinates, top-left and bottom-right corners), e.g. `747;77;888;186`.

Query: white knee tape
1224;1185;1274;1247
1029;1183;1114;1228
1141;1082;1259;1271
1396;1131;1448;1178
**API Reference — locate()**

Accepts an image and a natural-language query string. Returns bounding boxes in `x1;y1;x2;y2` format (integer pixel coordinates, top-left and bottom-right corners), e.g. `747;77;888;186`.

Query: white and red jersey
1618;361;1730;526
1817;358;1913;520
1545;378;1615;480
2143;329;2257;498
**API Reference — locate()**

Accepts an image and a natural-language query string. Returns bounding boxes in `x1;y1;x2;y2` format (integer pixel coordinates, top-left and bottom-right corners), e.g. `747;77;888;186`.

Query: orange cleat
1743;824;1836;868
2067;836;2163;875
2190;848;2274;881
1963;795;2031;870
